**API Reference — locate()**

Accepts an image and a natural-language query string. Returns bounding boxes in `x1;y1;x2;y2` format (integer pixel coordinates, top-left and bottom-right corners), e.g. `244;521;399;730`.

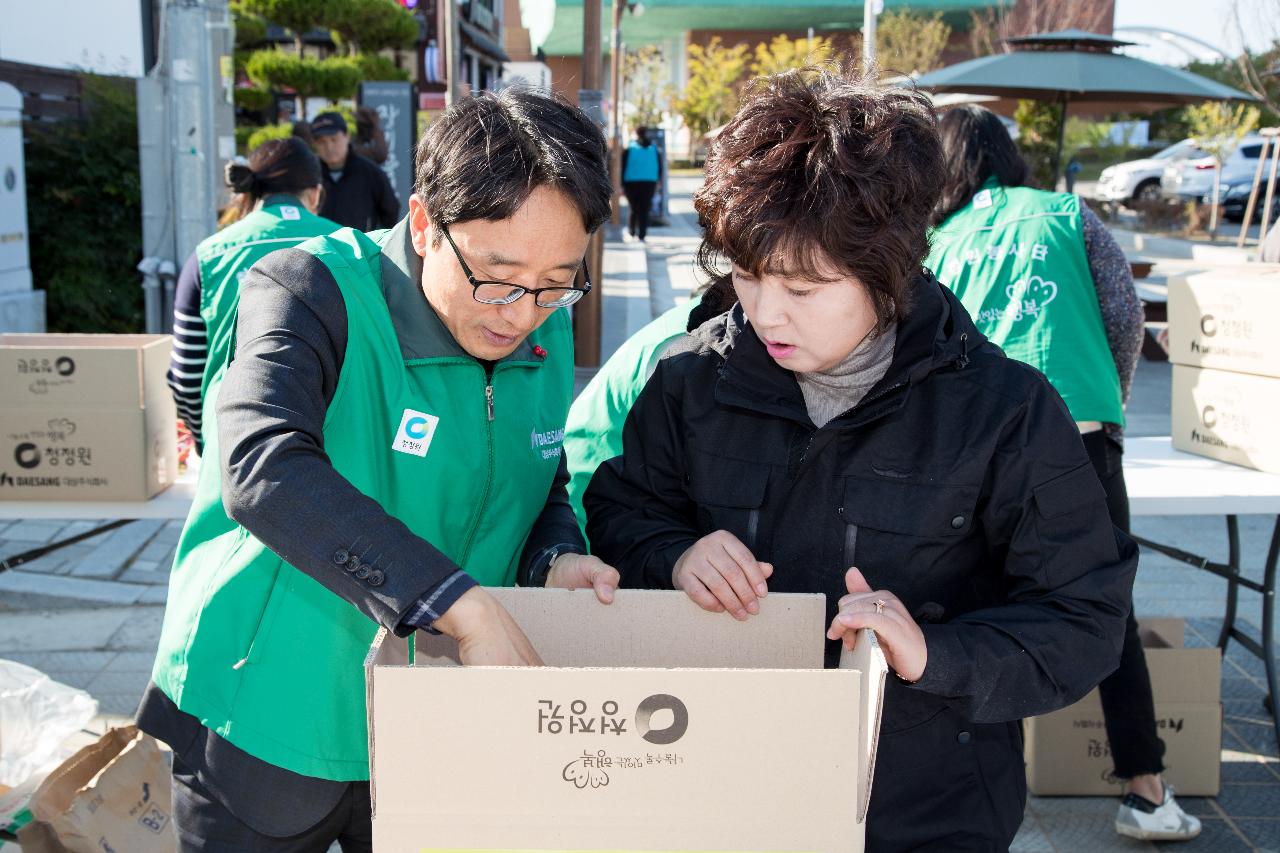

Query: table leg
1260;519;1278;733
1217;516;1243;651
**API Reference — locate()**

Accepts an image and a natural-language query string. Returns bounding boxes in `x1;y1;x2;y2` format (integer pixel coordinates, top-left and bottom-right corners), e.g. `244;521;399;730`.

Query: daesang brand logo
391;408;439;457
530;427;565;460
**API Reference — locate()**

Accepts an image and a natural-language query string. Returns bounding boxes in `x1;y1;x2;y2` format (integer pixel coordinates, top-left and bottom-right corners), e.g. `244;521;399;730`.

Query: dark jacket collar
376;216;539;364
709;271;986;427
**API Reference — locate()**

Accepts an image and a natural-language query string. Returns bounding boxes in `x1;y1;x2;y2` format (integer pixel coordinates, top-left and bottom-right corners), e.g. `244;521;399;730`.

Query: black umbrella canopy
912;29;1256;180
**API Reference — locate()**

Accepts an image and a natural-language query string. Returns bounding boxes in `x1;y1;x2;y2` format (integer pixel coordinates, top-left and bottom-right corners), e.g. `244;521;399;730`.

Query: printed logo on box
392;409;439;457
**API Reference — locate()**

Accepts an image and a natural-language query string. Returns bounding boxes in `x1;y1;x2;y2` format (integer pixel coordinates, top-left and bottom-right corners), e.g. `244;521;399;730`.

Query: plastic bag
0;660;98;788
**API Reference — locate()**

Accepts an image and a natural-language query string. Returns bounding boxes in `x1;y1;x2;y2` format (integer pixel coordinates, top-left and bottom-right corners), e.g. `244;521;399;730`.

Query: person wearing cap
310;110;401;232
140;89;618;851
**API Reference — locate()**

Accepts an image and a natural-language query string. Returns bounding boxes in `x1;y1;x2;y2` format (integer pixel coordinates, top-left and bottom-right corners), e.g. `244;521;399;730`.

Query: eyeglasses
440;223;591;308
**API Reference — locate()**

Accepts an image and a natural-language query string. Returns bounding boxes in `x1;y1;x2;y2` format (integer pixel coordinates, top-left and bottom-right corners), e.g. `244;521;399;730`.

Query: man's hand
826;567;926;682
672;530;773;621
545;553;620;604
432;587;544;666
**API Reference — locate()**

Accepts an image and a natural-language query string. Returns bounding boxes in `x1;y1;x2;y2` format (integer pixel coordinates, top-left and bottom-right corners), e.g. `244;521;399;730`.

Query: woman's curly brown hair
694;70;944;329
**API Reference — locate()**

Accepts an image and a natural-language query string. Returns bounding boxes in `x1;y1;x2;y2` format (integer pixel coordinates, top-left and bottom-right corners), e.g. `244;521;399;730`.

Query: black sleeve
620;148;629;182
518;453;586;586
372;164;401;230
168;253;207;450
584;355;700;589
909;374;1138;722
217;248;464;631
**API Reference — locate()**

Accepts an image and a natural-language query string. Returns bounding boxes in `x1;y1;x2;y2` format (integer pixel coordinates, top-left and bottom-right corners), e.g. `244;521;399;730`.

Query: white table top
1125;436;1280;516
2;437;1277;521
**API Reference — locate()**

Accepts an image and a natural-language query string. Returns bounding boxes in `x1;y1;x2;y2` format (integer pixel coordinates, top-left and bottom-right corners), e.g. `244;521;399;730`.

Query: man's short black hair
414;87;611;243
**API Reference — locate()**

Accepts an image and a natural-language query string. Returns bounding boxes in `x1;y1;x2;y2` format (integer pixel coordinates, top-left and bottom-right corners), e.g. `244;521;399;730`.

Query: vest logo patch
280;205;301;220
393;408;439;457
977;275;1059;325
972;189;993;209
530;427;564;460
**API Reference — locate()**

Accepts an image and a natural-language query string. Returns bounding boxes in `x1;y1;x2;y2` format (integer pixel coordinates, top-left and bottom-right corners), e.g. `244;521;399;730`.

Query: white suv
1096;139;1204;203
1160;135;1278;201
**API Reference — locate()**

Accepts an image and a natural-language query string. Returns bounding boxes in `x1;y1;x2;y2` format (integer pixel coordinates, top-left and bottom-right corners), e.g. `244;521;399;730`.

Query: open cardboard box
365;588;888;852
1024;618;1221;796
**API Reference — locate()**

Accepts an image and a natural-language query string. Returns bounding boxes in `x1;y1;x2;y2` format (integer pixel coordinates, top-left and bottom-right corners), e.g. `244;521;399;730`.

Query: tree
1014;99;1061;189
26;77;143;332
238;0;335;53
749;34;837;79
1185;101;1261;236
328;0;418;55
968;0;1113;57
875;10;951;77
673;38;748;162
1230;1;1280;117
624;45;672;130
245;50;364;113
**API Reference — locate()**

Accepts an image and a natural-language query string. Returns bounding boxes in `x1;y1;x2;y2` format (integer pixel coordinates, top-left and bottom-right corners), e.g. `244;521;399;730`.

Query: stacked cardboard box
1167;265;1280;473
0;334;177;501
1024;619;1221;796
366;588;887;852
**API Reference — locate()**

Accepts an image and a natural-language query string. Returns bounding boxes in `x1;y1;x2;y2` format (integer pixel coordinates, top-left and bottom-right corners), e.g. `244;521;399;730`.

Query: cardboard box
0;334;176;501
366;588;887;852
1167;264;1280;379
1024;619;1221;797
1171;364;1280;474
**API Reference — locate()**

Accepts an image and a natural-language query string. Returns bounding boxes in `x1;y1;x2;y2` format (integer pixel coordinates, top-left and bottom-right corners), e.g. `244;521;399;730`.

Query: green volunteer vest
153;226;575;780
926;179;1124;425
195;195;338;399
564;299;695;538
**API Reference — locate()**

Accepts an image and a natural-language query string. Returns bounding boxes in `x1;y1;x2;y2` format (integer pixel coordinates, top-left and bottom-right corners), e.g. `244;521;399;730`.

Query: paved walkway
1;174;1276;851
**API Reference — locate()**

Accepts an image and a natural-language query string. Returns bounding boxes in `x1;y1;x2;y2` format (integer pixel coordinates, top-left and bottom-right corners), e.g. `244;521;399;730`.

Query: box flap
841;629;887;824
412;588;828;669
364;628;409;817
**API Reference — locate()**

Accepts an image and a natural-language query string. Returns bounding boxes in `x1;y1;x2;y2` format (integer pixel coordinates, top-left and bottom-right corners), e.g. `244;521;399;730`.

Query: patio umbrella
912;29;1256;180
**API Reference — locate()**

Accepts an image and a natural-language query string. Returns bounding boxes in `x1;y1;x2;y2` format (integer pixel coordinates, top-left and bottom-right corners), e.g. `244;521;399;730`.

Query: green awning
530;0;991;57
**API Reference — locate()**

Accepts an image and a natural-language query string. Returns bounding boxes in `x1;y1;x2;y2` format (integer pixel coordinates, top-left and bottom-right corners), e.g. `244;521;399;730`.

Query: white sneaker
1115;784;1202;841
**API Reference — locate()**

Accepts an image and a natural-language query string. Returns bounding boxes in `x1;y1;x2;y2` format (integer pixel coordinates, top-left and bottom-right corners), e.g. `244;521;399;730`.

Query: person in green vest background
621;125;662;242
927;105;1200;843
166;137;338;454
139;89;619;851
564;278;736;538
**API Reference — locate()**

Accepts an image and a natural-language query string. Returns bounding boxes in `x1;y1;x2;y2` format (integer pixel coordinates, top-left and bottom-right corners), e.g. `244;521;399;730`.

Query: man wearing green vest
139;89;618;851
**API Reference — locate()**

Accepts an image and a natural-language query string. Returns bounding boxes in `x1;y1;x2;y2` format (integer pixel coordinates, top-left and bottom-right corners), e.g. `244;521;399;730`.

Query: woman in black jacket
583;71;1138;852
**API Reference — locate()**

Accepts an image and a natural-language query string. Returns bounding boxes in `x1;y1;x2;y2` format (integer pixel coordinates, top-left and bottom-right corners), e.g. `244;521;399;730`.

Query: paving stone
1010;817;1055;853
109;651;157;672
85;668;151;697
1233;818;1280;851
68;519;164;578
119;568;170;586
1221;758;1280;784
0;570;146;605
1151;818;1253;852
38;650;119;673
104;606;165;651
1;520;71;544
0;607;134;653
1222;676;1268;700
1212;783;1280;819
95;692;145;716
0;652;47;669
138;541;177;563
139;585;170;605
1223;719;1280;761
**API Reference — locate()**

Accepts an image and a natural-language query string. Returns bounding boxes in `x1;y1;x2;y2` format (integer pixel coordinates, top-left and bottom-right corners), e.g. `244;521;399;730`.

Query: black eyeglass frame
440;223;592;308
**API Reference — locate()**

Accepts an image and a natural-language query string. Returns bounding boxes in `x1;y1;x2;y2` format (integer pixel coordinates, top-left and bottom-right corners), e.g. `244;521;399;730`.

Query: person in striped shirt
167;138;338;451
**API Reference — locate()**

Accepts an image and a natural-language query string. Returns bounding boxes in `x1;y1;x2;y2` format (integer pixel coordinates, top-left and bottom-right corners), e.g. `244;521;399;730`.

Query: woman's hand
545;553;620;605
826;567;927;682
672;530;774;620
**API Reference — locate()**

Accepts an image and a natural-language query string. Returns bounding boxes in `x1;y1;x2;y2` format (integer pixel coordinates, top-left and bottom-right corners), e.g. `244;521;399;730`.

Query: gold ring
874;598;886;615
